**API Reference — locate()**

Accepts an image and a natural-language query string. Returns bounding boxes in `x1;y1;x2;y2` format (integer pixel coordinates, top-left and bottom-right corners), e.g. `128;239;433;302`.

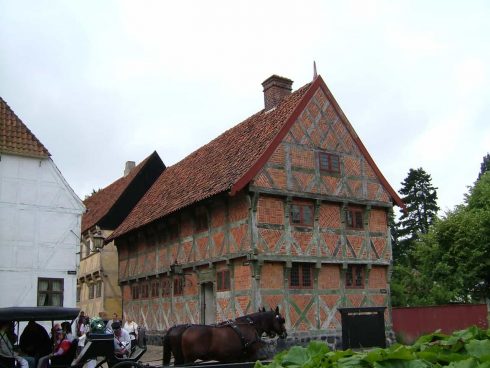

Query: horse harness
222;320;261;354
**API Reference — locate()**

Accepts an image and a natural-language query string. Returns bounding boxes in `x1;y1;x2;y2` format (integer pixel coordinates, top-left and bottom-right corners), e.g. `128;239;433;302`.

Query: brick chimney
124;161;135;176
262;75;293;111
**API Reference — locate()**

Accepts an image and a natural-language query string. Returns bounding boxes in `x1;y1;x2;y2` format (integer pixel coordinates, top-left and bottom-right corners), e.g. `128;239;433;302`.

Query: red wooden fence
392;304;489;344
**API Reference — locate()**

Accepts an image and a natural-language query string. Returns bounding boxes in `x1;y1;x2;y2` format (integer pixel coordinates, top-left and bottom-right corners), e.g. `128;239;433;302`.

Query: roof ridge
81;151;163;233
169;84;311;170
108;80;313;240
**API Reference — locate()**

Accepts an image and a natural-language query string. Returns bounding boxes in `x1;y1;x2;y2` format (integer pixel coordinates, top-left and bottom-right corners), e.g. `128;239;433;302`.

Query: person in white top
112;322;131;358
123;317;138;350
60;322;74;342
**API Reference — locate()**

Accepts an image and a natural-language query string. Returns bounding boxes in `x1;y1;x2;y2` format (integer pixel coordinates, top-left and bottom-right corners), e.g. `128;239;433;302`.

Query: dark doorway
200;282;215;324
339;307;386;349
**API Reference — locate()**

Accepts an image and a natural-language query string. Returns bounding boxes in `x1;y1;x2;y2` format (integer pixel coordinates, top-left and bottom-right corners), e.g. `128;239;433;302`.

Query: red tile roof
109;82;312;240
0;97;50;158
82;152;161;233
109;75;403;240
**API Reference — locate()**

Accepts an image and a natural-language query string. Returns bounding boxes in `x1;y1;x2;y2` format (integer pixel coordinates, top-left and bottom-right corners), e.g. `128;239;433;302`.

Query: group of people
0;318;65;368
0;311;140;368
76;311;139;358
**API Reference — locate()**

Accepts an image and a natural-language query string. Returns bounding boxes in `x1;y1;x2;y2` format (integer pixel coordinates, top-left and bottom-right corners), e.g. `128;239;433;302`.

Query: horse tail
163;328;172;366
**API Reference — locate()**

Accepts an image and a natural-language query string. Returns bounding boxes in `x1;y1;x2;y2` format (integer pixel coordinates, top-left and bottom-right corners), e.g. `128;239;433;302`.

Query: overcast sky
1;1;489;214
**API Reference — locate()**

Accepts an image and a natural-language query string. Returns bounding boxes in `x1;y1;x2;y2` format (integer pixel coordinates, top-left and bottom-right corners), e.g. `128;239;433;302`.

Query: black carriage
0;306;287;368
0;307;146;368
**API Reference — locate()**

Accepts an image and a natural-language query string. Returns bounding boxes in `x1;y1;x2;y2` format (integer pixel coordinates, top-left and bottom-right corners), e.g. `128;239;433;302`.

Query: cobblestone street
140;344;164;365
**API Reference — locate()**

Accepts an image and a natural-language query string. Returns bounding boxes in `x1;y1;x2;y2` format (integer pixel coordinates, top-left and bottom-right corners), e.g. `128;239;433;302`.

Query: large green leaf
417;350;468;363
465;340;490;361
338;354;368;368
413;331;449;350
280;346;310;367
372;358;432;368
260;326;490;368
305;340;330;356
446;357;479;368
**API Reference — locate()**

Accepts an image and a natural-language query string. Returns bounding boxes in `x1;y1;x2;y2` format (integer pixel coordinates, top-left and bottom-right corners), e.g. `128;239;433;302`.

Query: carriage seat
105;344;147;367
0;356;16;368
50;338;78;368
72;334;113;365
129;345;146;361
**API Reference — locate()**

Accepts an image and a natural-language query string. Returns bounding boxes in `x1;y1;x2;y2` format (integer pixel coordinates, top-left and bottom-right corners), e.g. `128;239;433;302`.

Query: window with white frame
38;278;63;306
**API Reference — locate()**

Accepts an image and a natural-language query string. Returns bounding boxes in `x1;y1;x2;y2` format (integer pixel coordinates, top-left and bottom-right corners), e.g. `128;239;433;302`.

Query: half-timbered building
78;152;165;318
108;74;404;347
0;97;85;308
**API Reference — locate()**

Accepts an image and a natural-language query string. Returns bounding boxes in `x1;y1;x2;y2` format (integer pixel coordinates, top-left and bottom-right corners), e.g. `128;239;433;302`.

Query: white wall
0;154;84;307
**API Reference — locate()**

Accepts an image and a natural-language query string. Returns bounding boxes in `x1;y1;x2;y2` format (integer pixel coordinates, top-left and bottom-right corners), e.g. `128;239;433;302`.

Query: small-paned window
346;209;364;229
290;203;314;226
132;284;140;300
76;286;81;303
162;278;172;297
141;283;149;298
216;270;231;291
319;152;340;173
195;210;208;232
95;281;102;298
346;265;365;288
289;263;313;288
88;284;95;300
38;278;64;306
174;277;184;296
151;281;160;297
80;240;90;259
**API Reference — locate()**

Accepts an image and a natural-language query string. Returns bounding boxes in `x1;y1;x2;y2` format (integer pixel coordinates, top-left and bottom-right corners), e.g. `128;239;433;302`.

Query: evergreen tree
396;168;439;259
477;153;490;181
388;208;401;260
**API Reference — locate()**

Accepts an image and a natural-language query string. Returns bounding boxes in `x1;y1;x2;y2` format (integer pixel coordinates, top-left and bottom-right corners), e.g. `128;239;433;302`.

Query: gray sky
1;1;489;214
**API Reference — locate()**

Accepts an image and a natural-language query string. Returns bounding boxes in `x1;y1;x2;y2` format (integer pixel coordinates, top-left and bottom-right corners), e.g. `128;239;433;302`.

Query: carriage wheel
110;361;144;368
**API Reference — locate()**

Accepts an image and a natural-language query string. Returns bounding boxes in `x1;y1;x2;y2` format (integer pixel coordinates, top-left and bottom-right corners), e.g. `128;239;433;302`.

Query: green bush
256;326;490;368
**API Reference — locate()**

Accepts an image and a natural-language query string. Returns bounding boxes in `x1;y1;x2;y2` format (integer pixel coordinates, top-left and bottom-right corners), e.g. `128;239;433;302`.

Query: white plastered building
0;97;85;308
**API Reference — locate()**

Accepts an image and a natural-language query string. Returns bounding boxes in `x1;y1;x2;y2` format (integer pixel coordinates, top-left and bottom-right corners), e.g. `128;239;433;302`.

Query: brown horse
162;307;287;366
180;307;287;364
162;311;265;366
162;324;190;365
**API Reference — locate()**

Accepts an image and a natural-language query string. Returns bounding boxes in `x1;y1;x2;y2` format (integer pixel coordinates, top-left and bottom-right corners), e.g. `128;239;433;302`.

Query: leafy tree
435;172;490;301
395;168;439;261
391;230;459;306
392;172;490;306
84;188;101;200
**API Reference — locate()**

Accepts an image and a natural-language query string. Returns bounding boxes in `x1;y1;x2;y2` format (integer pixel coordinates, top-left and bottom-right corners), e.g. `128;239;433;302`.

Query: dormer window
319;152;340;173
